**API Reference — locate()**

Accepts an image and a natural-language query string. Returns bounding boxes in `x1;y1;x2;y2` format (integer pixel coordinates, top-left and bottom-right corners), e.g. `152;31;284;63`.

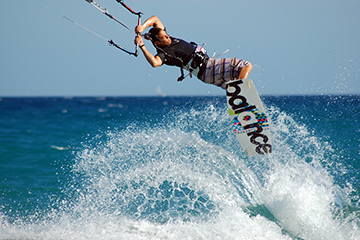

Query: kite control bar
115;0;142;56
85;0;142;56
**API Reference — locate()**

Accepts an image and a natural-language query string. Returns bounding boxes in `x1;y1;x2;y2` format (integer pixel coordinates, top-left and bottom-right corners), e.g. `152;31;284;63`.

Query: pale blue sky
1;0;359;96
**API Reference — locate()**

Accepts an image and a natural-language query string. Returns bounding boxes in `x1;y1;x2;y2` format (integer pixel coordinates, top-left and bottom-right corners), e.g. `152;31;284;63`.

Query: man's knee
237;63;253;79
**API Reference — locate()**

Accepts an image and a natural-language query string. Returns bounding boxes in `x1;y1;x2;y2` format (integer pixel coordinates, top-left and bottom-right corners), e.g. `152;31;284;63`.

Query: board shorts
200;58;251;89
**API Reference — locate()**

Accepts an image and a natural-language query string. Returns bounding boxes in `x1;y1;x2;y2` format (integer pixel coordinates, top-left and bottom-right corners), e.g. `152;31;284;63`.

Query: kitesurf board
226;79;271;156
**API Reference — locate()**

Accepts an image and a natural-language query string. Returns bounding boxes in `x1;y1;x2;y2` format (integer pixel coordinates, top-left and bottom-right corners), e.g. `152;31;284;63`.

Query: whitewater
0;96;359;239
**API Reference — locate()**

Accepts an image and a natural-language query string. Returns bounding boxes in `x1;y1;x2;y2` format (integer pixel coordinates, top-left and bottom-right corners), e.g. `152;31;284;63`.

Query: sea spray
259;106;359;239
1;97;359;240
71;128;253;223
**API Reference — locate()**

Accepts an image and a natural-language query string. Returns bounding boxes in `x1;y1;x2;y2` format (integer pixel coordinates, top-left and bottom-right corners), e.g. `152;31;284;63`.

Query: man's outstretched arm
134;35;162;68
135;15;165;34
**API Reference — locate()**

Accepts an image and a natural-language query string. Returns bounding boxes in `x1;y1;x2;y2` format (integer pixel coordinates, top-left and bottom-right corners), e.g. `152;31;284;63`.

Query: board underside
226;79;271;156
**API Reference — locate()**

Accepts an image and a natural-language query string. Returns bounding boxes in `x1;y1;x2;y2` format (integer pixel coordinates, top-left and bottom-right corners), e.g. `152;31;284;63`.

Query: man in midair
135;15;253;88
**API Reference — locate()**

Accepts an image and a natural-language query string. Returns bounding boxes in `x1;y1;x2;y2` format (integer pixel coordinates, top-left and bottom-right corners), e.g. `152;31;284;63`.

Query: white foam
0;208;291;240
1;104;359;240
260;107;360;239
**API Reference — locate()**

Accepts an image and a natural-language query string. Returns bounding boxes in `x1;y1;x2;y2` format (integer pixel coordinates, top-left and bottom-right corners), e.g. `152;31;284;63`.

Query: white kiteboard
226;79;271;156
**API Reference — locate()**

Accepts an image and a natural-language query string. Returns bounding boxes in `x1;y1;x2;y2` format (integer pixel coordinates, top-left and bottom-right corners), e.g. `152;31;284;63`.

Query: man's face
154;30;171;47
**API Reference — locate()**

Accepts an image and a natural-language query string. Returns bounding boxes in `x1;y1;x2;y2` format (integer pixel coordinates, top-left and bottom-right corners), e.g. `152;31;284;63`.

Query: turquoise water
0;96;359;239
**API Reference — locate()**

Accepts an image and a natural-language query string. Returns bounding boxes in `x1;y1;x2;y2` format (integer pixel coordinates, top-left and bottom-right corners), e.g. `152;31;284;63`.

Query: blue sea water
0;95;359;239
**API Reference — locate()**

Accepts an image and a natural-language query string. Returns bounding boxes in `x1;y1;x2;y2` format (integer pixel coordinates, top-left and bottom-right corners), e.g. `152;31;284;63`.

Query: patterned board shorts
200;58;251;89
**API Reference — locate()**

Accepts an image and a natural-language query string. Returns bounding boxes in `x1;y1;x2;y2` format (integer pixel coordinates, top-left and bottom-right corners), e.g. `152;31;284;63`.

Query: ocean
0;95;359;240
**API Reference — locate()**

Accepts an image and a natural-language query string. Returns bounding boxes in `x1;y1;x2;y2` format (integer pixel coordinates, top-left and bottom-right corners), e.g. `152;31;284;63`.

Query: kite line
33;0;142;57
85;0;142;56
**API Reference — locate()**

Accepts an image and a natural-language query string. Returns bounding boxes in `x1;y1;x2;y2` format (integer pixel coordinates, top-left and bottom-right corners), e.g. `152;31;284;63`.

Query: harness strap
183;44;209;79
154;40;209;82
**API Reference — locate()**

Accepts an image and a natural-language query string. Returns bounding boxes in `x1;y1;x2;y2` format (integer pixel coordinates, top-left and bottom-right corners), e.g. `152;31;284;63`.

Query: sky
1;0;359;97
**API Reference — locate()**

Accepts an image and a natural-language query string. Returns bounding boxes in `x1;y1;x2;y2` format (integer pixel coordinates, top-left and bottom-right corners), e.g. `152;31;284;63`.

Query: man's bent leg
237;64;253;79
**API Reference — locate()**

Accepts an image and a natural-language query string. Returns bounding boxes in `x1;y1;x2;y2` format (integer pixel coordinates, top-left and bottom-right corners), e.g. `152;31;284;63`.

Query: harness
183;43;209;81
154;40;209;82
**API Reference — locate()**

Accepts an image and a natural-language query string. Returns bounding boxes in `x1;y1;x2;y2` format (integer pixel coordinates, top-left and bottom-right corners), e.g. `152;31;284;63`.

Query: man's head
145;27;171;47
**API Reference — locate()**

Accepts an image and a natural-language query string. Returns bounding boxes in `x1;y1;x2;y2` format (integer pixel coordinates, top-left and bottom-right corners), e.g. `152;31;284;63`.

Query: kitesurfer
135;15;253;88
